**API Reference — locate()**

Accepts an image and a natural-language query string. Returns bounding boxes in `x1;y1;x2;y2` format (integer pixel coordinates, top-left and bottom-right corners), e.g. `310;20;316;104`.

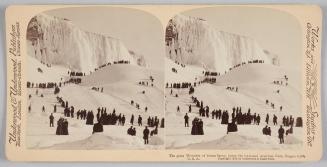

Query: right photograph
165;6;303;150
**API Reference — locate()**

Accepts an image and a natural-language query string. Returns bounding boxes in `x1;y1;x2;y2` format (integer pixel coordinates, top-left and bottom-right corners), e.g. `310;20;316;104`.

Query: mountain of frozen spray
166;14;279;73
26;13;146;72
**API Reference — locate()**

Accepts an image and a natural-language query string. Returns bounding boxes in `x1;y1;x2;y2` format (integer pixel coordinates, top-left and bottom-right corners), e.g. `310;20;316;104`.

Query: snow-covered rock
165;14;279;73
26;13;146;72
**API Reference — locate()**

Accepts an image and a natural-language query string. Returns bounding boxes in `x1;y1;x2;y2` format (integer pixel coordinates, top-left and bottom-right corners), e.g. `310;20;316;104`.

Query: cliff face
166;14;279;72
27;13;146;72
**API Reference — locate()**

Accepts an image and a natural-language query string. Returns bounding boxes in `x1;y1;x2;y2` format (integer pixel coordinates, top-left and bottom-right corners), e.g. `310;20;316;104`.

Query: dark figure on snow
127;126;136;136
42;106;45;112
143;126;150;145
256;114;261;125
184;113;189;127
188;105;192;113
56;118;69;135
205;106;209;118
130;114;134;125
150;127;158;136
121;115;126;126
92;122;104;134
53;105;57;113
278;125;285;144
86;111;94;125
227;121;238;134
198;119;204;135
177;106;180;112
138;115;142;126
262;125;271;136
160;118;165;128
273;115;278;125
265;114;269;124
70;106;74;118
286;126;293;135
49;113;54;127
191;118;204;135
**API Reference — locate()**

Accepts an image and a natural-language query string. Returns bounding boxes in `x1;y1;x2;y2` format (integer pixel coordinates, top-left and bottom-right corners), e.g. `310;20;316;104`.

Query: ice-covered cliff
165;14;279;73
26;13;146;72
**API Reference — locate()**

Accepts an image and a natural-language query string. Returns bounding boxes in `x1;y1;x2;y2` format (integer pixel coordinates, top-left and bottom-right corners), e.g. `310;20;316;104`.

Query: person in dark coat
49;113;54;127
86;111;94;125
184;113;189;127
265;114;269;124
191;118;199;135
227;121;238;134
56;118;64;135
267;127;271;136
62;119;69;135
53;105;57;113
130;114;134;125
205;107;209;118
160;118;165;128
70;106;74;118
189;105;192;113
127;126;134;135
92;122;104;134
121;115;126;126
42;106;45;112
273;115;278;125
198;119;204;135
262;125;268;135
256;114;261;125
278;125;285;144
138;115;142;126
143;126;150;144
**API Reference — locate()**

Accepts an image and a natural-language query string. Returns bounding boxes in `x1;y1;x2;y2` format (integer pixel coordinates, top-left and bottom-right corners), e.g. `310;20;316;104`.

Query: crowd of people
27;84;164;145
181;91;302;144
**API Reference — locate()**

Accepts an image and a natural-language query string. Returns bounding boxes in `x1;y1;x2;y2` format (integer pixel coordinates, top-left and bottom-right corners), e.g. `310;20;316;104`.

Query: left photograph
25;7;165;150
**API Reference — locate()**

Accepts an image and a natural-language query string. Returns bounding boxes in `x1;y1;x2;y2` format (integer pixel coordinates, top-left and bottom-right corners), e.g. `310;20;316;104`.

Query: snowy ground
165;58;303;150
26;55;303;150
26;57;164;150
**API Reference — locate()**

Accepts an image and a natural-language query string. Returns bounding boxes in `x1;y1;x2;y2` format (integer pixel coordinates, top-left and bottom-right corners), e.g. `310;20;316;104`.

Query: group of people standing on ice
29;84;164;145
181;93;302;144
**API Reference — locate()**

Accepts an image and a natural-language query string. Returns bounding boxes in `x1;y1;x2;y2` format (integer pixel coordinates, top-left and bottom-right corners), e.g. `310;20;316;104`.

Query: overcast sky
45;7;165;71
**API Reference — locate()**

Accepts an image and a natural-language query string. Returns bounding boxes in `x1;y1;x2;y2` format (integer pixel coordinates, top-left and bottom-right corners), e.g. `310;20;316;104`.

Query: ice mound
44;133;125;150
166;14;279;72
149;136;164;145
284;135;302;145
215;133;264;149
27;13;146;72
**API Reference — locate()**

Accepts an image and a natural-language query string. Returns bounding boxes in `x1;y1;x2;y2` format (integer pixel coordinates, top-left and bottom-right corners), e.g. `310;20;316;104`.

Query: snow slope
27;55;69;83
26;56;164;149
166;14;279;73
165;56;302;149
26;13;146;72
